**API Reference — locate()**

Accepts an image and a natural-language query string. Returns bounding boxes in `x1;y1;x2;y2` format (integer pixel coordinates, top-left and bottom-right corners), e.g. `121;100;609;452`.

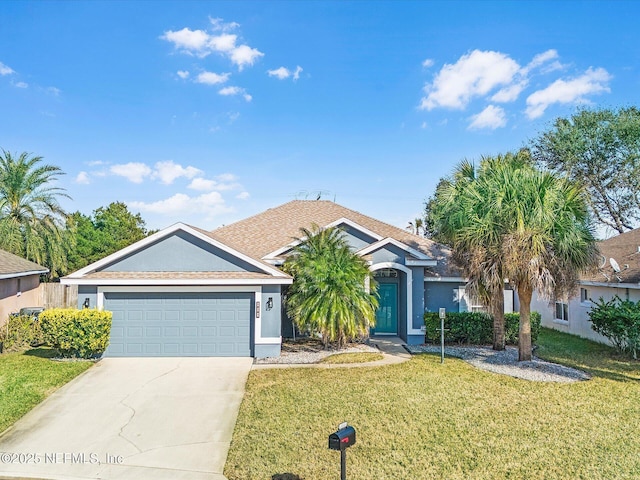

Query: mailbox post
328;422;356;480
439;308;446;364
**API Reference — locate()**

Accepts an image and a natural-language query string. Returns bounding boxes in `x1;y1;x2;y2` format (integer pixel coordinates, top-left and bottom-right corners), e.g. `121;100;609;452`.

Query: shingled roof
210;200;460;277
0;249;48;279
586;228;640;285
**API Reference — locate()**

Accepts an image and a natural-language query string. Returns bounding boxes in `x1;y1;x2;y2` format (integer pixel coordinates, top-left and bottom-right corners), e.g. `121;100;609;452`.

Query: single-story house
0;249;49;325
62;200;491;358
531;227;640;344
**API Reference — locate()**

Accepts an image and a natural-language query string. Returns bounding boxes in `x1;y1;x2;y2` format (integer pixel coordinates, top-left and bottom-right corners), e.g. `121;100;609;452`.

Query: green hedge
0;315;44;352
424;311;541;345
39;308;112;358
588;297;640;359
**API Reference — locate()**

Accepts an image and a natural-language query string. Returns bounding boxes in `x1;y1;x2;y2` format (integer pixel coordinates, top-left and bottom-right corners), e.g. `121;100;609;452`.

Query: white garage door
104;292;252;357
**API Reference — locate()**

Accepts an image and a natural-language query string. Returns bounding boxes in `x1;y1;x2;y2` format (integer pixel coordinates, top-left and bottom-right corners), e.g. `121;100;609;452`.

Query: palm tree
429;158;508;350
282;224;379;348
406;218;425;236
430;152;597;360
0;151;70;278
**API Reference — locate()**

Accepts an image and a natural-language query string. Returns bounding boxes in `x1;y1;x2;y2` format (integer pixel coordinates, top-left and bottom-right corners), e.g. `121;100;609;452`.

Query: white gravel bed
406;344;591;383
255;343;380;364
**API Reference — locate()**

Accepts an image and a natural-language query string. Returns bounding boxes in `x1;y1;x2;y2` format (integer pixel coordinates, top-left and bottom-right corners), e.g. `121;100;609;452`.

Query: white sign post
439;308;446;364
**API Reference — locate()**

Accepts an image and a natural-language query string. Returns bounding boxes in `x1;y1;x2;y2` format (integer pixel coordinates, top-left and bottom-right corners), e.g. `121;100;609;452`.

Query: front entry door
375;283;398;334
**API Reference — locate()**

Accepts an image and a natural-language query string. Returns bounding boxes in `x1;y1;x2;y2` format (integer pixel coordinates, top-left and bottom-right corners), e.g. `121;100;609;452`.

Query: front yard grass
226;328;640;480
0;348;93;433
320;352;384;364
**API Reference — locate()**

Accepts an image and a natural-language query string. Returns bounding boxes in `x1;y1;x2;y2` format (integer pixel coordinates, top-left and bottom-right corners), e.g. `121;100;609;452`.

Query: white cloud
268;65;303;80
218;86;252;101
47;86;61;96
236;191;250;200
468;105;507;130
420;121;428;129
209;17;240;32
523;49;559;74
216;173;237;182
196;71;230;85
422;58;434;68
229;44;264;71
177;70;190;79
14;81;28;88
420;50;520;110
130;191;232;218
110;162;152;183
491;81;527;103
75;171;91;184
153;160;202;185
86;160;106;166
161;28;210;55
162;18;263;70
525;67;612;119
0;61;14;75
188;178;217;191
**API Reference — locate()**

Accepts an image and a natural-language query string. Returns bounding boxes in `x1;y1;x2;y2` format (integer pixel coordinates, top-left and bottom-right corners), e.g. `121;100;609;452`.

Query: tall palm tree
430;152;597;360
406;217;425;236
429;158;508;350
0;151;70;278
282;224;379;348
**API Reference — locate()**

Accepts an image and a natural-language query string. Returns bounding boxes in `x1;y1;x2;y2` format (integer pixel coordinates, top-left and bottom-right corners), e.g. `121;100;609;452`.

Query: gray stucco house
62;200;468;358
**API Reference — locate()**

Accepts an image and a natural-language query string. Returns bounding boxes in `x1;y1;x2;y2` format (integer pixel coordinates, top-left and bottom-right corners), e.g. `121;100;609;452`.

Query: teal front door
375;283;398;334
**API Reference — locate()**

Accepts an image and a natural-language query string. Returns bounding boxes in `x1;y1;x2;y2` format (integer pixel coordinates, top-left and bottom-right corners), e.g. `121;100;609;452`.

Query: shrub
588;296;640;359
0;314;44;352
39;308;112;358
424;311;541;345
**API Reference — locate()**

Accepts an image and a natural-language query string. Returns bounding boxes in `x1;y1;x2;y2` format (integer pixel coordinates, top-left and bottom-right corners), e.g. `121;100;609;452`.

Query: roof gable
211;200;455;273
66;223;289;279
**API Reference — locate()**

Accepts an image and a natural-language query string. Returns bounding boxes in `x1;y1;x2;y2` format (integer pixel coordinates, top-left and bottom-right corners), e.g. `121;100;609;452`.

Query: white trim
424;276;466;282
262;217;384;260
357;237;431;260
67;223;289;279
370;262;414;338
255;337;282;345
0;269;49;280
61;277;293;286
96;285;263;311
254;290;263;343
405;259;438;267
98;285;261;293
580;280;640;289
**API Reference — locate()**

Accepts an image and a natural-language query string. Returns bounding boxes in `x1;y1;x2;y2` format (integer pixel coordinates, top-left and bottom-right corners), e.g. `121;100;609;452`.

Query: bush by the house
0;314;44;352
39;308;112;358
588;296;640;359
423;311;541;345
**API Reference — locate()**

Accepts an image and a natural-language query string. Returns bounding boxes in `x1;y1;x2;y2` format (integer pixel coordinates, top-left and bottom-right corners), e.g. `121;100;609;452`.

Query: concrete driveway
0;357;253;480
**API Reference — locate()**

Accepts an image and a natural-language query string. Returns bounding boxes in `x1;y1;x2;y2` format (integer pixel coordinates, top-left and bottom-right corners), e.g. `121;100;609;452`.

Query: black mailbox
328;425;356;451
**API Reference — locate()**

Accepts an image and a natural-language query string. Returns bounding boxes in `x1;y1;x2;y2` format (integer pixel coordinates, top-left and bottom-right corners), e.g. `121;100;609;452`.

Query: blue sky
1;1;639;231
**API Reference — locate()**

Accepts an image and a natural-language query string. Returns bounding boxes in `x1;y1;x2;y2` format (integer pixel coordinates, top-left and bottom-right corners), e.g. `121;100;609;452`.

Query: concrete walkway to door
0;357;252;480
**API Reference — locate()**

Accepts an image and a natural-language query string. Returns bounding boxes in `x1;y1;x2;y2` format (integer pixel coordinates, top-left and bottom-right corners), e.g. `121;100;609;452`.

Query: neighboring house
0;249;49;325
62;200;482;358
531;227;640;344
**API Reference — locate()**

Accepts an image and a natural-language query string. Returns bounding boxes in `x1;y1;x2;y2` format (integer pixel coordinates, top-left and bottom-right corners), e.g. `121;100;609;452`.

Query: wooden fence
39;283;78;309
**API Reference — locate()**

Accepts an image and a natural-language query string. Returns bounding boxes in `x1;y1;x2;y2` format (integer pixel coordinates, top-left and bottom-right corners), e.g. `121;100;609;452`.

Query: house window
555;302;569;322
374;269;398;278
580;288;589;303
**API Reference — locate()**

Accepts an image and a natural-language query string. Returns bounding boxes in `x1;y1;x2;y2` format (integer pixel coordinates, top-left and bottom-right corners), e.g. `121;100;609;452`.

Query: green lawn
0;348;94;433
225;328;640;480
319;352;384;364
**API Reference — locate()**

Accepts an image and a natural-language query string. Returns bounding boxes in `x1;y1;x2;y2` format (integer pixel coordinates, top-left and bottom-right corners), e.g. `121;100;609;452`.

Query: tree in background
406;217;424;236
0;151;69;278
531;107;640;234
66;202;151;272
282;224;379;348
428;152;598;360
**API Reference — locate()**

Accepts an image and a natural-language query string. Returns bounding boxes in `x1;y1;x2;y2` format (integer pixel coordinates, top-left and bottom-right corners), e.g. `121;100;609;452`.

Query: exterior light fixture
266;297;274;310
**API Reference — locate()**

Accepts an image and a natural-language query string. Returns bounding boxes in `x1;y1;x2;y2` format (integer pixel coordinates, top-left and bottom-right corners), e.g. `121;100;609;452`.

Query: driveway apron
0;357;252;480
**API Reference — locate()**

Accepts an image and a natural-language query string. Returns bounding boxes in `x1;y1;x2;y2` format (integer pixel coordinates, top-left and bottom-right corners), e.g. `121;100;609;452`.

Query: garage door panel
104;292;252;357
